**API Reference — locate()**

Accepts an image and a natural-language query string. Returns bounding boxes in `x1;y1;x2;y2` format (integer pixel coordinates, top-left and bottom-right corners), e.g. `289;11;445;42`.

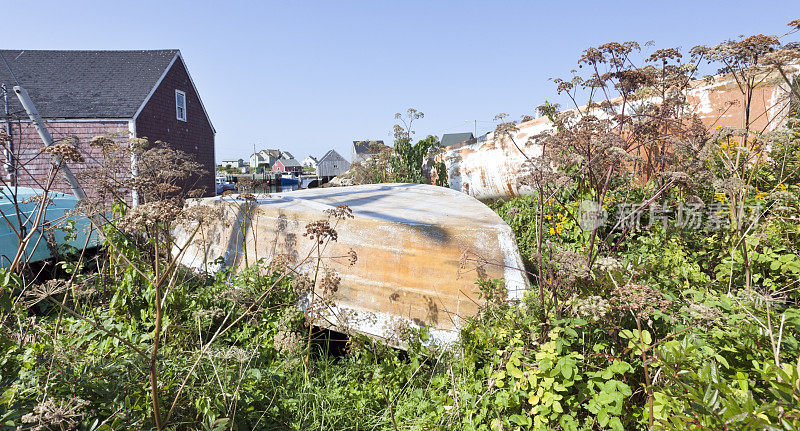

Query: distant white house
301;155;318;171
249;149;280;170
221;158;245;169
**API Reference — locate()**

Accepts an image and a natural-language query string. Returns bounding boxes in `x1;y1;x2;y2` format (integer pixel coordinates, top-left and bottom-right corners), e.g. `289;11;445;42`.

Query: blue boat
0;187;101;268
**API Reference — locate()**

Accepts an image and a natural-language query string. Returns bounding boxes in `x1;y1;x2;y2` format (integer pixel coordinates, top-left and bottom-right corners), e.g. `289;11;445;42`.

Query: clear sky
3;1;798;162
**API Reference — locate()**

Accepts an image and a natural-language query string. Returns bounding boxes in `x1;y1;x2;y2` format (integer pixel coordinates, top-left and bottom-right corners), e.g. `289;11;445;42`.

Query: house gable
135;55;215;195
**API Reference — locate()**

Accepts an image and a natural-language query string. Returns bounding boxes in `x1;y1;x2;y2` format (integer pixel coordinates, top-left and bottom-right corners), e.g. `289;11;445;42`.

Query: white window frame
175;90;187;122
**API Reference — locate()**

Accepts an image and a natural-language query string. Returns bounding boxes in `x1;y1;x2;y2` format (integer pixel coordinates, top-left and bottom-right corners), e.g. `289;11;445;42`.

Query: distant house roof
440;133;475;148
303;155;318;162
0;49;182;119
281;151;295;159
259;149;281;159
320;149;347;162
279;158;302;168
353;140;387;156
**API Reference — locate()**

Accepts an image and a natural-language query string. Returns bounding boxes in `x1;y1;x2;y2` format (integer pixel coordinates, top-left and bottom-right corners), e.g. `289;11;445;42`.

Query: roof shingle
0;49;179;118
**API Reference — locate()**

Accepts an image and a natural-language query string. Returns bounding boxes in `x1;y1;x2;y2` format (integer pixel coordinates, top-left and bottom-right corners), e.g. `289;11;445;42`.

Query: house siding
1;119;131;202
135;57;215;196
318;153;350;178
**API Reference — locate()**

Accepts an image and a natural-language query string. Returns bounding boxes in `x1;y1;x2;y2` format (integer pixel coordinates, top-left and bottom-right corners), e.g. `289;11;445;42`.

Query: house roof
320;149;347;162
259;149;281;159
352;140;387;155
440;133;474;148
0;49;181;119
278;158;301;168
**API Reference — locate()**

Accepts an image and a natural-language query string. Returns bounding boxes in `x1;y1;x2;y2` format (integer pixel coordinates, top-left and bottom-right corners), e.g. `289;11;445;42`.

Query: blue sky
3;1;798;161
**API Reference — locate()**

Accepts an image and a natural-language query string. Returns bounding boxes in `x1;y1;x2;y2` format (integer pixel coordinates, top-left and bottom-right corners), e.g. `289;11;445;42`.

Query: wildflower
89;135;116;151
609;283;671;317
347;248;358;266
22;397;89;431
304;220;337;244
685;302;721;326
324;204;354;220
274;328;303;356
318;271;341;296
43;141;84;163
595;256;622;272
291;274;313;296
573;296;611;321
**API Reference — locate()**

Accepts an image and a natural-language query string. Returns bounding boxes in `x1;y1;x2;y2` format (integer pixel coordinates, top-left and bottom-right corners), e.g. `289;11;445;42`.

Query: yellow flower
714;193;727;203
549;227;555;235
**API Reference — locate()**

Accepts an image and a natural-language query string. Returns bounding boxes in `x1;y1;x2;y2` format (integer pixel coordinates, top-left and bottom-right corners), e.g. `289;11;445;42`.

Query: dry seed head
347;248;358;266
609;282;672;317
324;204;354;220
43;142;84;163
304;220;337;244
318;270;341;296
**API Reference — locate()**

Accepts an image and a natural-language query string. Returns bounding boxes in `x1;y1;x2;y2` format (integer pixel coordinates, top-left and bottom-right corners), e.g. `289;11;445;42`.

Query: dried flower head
291;274;314;296
117;199;184;233
237;193;257;202
21;397;89;431
304;220;337;244
610;282;672;317
685;302;721;326
595;256;622;272
325;204;354;220
43;141;84;163
572;295;611;321
89;135;116;150
318;271;341;296
274;328;303;356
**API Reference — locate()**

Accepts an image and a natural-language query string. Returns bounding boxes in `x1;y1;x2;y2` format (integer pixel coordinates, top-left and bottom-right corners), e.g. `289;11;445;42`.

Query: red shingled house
271;158;303;176
0;49;215;203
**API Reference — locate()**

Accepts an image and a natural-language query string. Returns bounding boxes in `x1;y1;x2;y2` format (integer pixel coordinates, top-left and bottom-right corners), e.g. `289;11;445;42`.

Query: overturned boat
173;183;529;344
1;186;100;269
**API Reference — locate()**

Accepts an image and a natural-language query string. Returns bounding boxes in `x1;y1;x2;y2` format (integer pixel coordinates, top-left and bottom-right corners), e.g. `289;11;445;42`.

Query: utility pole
2;84;13;186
